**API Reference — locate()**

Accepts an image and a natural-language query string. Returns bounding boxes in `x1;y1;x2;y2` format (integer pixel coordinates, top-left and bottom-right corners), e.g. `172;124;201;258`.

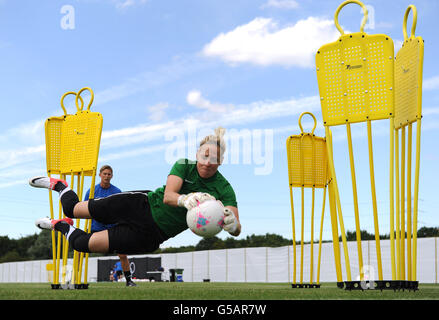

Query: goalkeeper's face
196;144;220;178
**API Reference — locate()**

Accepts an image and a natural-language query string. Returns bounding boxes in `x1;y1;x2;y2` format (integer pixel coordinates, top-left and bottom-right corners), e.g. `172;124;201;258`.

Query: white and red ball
186;200;225;237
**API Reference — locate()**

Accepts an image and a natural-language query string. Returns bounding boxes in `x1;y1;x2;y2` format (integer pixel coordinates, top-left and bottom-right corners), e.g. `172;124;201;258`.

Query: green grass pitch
0;282;438;300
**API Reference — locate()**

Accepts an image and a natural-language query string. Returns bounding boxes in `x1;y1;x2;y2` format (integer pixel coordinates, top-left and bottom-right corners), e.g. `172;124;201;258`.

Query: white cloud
5;93;436;186
0;145;45;170
102;121;174;140
100;144;166;162
106;95;320;159
225;95;320;126
112;0;148;9
104;92;319;149
11;92;439;188
424;75;439;91
0;92;318;177
260;0;299;10
0;119;45;146
423;107;439;116
202;16;340;68
0;179;28;189
147;102;169;122
100;121;176;149
375;21;393;29
186;90;233;113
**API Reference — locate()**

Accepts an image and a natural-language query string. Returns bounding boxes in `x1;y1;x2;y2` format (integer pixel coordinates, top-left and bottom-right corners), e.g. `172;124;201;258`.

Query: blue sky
0;0;438;249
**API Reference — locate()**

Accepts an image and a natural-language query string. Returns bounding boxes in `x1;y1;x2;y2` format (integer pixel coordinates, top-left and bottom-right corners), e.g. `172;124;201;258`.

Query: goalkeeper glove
223;208;238;235
177;192;216;210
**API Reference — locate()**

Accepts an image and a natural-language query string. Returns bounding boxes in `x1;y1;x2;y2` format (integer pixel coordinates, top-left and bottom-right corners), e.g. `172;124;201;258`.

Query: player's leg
35;218;108;253
32;183;161;255
118;254;136;286
36;217;153;255
119;254;129;272
88;230;110;253
29;176;92;219
72;201;92;219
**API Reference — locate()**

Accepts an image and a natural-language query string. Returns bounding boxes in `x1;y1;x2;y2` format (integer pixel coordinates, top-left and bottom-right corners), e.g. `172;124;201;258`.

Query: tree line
1;226;438;263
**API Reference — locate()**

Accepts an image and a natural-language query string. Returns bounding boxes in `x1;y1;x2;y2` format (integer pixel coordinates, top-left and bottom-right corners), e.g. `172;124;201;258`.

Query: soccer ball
186;200;225;237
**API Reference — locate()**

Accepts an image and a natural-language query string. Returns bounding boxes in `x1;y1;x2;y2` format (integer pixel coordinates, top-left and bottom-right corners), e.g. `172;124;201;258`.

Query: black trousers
88;191;168;254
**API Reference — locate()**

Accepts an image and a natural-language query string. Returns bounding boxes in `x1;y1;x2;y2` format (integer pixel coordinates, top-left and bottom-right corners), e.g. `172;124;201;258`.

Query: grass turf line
0;282;438;300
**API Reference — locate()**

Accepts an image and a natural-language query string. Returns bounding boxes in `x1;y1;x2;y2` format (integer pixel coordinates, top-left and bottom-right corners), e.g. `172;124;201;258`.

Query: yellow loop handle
61;91;84;115
334;0;368;35
298;112;317;135
403;5;417;41
76;87;94;111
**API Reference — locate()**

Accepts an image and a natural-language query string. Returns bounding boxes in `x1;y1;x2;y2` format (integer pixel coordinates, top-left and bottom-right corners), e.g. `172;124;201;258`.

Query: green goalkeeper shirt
148;158;238;238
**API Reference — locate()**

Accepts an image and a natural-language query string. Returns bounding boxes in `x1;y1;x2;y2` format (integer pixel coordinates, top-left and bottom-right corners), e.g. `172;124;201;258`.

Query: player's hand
223;208;238;235
177;192;216;210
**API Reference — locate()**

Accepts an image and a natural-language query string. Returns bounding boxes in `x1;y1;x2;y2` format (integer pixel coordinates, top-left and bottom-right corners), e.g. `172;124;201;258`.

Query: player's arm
163;175;216;209
163;174;214;207
224;205;241;237
163;175;184;207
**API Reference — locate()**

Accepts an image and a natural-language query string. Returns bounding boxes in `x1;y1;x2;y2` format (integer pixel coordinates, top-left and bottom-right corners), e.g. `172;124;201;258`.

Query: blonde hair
199;127;226;162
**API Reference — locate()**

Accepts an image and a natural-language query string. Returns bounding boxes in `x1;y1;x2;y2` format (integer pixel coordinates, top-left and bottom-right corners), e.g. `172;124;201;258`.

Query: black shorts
88;191;169;254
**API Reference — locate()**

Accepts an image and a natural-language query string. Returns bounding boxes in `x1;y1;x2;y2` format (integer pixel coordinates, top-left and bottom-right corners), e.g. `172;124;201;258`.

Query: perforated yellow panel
286;134;327;188
45;116;65;174
394;37;424;129
316;32;395;126
60;111;103;174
